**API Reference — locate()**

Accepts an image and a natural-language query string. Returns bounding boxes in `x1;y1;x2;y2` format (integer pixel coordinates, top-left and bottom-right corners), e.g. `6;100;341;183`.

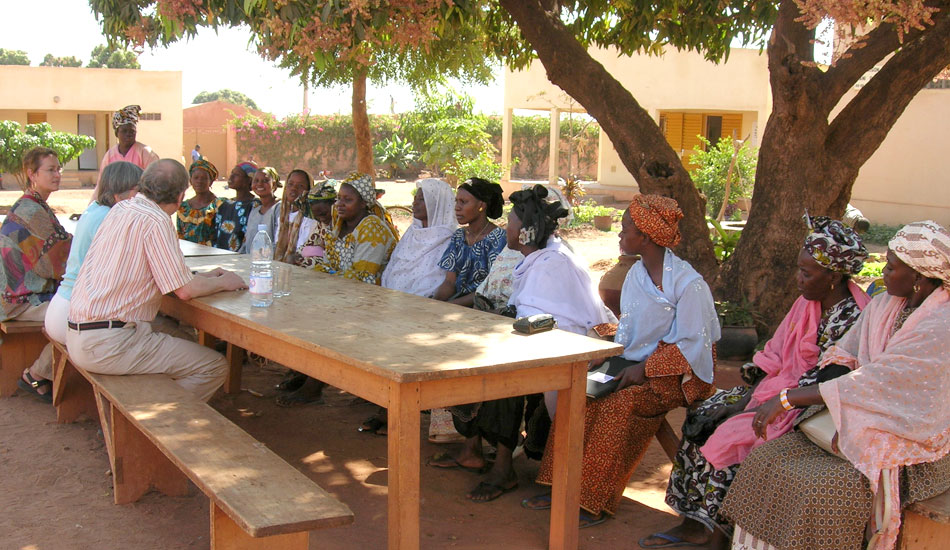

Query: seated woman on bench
429;184;612;502
523;194;720;528
0;147;73;403
432;177;507;307
642;215;870;549
722;221;950;550
279;173;398;407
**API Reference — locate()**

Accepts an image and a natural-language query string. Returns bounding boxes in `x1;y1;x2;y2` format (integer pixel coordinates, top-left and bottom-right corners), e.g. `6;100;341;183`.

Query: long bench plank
86;371;354;537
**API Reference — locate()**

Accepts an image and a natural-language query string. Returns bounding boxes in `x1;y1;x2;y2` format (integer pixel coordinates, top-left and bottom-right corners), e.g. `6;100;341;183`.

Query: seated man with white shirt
66;159;246;401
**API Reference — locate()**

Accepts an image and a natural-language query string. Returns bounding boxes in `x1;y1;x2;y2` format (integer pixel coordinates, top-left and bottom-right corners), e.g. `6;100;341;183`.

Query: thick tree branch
826;7;950;169
767;2;824;113
499;0;719;280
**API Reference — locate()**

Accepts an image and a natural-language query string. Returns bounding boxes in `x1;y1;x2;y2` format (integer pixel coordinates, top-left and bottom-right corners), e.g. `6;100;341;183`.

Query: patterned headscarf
237;161;258;176
308;180;338;202
342;172;377;206
627;194;683;248
112;105;141;130
889;220;950;288
260;166;282;188
189;158;218;181
803;215;868;275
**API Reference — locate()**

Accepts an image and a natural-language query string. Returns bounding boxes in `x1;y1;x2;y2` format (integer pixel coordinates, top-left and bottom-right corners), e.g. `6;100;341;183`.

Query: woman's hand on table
615;362;647;391
751;396;785;439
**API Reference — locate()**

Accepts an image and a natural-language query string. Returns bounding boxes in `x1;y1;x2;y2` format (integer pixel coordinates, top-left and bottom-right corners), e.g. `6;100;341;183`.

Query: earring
913;282;921;293
830;282;835;291
479;207;484;212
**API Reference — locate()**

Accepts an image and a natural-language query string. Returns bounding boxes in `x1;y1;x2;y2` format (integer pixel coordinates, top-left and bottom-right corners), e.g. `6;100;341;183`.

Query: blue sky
1;0;505;117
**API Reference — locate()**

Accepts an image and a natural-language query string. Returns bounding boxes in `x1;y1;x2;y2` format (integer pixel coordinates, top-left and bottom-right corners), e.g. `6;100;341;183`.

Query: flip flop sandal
274;391;324;408
358;416;385;434
18;372;52;404
275;372;307;392
579;511;608;529
466;480;519;503
425;451;490;474
521;493;552;510
637;533;703;548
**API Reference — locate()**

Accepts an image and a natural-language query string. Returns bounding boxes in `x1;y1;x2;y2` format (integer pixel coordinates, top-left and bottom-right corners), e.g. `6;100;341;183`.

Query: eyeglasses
42;167;64;174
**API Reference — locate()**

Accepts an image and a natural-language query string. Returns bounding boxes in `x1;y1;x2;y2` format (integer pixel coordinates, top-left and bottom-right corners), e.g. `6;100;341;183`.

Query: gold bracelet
780;388;794;411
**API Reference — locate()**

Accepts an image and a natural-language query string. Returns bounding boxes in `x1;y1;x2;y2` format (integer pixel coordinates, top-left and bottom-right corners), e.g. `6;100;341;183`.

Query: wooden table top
178;240;240;257
180;255;622;383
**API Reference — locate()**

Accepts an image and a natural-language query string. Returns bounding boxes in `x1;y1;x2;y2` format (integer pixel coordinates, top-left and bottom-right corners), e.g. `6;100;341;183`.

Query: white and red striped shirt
70;194;193;323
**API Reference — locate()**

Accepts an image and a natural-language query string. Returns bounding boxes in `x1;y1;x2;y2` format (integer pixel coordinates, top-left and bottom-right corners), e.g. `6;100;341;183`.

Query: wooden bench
900;489;950;549
49;340;353;549
0;320;48;397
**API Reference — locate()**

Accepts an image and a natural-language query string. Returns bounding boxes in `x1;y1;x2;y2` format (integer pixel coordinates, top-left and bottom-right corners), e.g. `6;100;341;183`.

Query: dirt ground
1;183;662;550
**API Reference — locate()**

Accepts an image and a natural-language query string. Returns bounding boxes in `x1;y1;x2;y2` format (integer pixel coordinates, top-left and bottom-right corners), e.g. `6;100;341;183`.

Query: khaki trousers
66;320;226;401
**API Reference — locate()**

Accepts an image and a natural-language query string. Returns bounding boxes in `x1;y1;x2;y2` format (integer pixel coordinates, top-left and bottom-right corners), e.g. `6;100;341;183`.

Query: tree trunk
716;0;950;331
352;69;375;177
498;0;720;282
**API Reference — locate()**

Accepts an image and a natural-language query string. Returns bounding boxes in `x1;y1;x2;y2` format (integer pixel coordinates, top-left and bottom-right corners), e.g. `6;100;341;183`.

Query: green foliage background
0;121;96;189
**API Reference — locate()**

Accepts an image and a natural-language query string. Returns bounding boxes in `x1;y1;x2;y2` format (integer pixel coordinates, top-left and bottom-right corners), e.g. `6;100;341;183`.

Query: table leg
225;343;245;394
387;381;421;550
548;361;588;550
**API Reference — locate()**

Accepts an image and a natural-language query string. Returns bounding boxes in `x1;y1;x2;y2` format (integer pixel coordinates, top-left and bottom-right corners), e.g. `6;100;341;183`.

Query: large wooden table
161;255;622;550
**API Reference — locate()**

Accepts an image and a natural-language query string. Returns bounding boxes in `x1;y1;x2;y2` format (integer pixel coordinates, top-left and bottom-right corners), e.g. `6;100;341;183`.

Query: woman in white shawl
427;185;614;503
381;178;457;295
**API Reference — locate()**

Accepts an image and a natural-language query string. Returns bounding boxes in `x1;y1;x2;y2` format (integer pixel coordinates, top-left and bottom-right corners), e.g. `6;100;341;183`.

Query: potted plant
589;204;616;231
715;300;758;360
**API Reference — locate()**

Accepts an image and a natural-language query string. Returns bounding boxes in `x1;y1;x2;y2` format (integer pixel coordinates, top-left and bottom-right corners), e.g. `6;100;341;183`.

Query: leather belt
67;320;127;331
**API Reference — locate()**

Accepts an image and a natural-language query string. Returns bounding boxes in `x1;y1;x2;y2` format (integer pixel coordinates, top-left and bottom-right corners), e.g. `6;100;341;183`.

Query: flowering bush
0;121;96;190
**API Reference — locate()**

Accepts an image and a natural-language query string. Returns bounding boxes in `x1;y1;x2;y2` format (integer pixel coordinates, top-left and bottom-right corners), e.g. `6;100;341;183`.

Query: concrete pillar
548;107;560;185
501;107;513;183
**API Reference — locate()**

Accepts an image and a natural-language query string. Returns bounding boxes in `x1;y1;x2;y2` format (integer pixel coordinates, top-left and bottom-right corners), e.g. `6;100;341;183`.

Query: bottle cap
258;224;267;231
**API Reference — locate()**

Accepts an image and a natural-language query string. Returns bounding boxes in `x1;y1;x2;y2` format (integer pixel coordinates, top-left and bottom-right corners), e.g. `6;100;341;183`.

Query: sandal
521;493;552;510
579;511;608;529
359;416;385;434
275;372;307;392
274;389;324;408
18;371;52;404
466;480;519;502
638;533;703;548
426;451;490;474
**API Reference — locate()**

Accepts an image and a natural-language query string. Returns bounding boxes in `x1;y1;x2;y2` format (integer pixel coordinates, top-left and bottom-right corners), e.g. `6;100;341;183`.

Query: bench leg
0;332;48;397
51;345;97;423
95;393;190;504
655;418;681;462
899;510;950;549
211;503;309;550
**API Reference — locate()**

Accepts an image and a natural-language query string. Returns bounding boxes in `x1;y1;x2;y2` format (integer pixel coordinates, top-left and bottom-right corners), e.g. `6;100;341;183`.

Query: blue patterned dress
437;226;507;296
213;198;260;252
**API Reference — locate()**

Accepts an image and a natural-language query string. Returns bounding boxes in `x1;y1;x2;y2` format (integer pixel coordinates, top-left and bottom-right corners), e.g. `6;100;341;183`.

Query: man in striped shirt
67;159;246;401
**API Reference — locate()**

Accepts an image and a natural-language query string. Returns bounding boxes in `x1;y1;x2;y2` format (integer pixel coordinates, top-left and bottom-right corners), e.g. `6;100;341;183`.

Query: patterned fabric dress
0;191;72;320
438;227;507;296
213;198;260;252
177;198;223;246
665;295;861;535
537;344;715;515
313;215;396;284
724;294;950;550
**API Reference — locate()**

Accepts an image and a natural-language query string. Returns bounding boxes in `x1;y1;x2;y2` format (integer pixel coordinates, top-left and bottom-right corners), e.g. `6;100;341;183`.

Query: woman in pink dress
93;104;159;199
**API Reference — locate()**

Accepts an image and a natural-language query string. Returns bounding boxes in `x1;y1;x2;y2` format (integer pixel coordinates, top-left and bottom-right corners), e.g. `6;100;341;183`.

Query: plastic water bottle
249;224;274;307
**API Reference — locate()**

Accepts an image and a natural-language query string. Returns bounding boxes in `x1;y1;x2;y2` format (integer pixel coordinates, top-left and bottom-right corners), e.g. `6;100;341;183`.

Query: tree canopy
86;44;140;69
0;48;30;66
40;54;83;67
193;89;259;109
